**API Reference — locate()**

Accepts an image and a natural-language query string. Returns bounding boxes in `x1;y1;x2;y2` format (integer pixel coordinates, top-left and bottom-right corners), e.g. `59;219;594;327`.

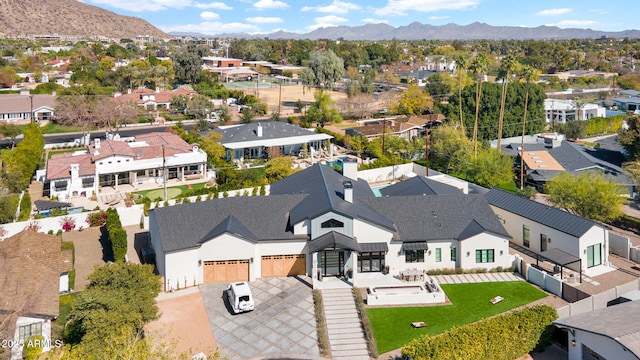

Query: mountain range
0;0;168;40
199;22;640;41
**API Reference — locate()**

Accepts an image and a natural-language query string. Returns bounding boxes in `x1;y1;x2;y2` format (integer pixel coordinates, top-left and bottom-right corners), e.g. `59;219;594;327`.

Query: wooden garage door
203;260;249;283
262;254;306;277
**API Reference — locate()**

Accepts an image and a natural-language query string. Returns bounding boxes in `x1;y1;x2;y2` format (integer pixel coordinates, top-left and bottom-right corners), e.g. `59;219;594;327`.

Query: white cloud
253;0;289;10
200;11;220;20
429;15;450;20
160;21;260;35
194;2;232;10
362;18;389;24
301;1;361;15
307;15;349;31
557;20;598;27
590;9;608;15
373;0;478;16
246;16;284;24
535;8;572;16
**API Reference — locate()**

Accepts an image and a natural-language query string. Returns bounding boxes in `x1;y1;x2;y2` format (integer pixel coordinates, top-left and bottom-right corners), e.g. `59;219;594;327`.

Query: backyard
367;281;548;353
134;182;207;200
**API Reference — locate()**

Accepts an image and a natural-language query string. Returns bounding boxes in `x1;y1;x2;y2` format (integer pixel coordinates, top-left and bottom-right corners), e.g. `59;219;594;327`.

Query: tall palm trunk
520;83;530;190
497;78;508;152
473;78;483;158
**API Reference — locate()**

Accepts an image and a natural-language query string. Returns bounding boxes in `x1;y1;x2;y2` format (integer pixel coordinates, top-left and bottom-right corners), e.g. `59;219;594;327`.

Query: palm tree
469;53;489;158
453;53;469;130
572;99;587;122
520;65;539;190
496;54;519;152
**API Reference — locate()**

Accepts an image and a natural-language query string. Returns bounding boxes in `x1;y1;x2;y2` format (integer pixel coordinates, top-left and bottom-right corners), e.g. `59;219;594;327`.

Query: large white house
544;98;606;125
46;132;208;200
485;188;609;276
149;164;511;290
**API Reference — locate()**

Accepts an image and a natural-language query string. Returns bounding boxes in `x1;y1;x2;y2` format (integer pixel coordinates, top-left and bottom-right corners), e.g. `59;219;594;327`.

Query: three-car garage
202;254;307;283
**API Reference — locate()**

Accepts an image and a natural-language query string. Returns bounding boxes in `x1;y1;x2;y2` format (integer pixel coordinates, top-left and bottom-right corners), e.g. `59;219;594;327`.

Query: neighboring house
396;69;436;86
613;96;640;112
485;188;610;276
202;56;243;68
554;300;640;360
148;164;511;290
112;88;197;111
45;132;208;200
0;92;55;123
345;115;444;141
501;138;632;193
0;231;72;360
214;122;333;162
544;99;606;124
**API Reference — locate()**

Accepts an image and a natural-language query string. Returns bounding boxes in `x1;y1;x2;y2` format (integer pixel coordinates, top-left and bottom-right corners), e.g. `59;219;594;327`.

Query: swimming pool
371;185;388;197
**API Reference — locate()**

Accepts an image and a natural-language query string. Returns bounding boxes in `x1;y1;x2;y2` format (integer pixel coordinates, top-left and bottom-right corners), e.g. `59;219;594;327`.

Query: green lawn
57;292;82;326
48;147;88;159
134;182;207;200
367;281;548;353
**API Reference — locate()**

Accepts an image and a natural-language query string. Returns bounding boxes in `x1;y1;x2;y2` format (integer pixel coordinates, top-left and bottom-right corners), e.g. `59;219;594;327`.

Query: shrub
56;229;63;237
60;216;76;232
86;210;107;227
402;305;558;360
23;335;44;360
18;193;31;221
25;221;41;232
106;208;127;262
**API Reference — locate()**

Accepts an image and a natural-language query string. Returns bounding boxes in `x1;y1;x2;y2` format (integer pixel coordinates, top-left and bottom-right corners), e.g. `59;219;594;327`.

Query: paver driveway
200;276;321;360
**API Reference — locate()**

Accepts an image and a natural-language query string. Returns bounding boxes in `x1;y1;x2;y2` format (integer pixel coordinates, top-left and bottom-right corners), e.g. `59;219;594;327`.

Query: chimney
343;181;353;203
94;138;101;149
256;123;263;137
70;164;79;179
342;158;358;180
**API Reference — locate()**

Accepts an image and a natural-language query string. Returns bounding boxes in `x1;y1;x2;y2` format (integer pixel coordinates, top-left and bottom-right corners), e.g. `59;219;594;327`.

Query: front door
320;251;344;277
540;234;548;252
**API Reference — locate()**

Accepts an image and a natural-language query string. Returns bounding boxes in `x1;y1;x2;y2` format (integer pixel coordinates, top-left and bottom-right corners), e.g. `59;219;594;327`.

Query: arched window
321;219;344;228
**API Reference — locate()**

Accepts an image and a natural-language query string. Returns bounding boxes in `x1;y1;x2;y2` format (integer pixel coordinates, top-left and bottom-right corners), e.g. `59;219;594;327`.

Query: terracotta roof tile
47;152;95;180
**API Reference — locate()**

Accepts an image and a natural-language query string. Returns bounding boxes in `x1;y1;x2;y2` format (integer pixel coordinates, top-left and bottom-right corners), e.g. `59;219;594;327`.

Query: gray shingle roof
151;195;307;252
380;176;462;196
270;164;395;231
554;300;640;357
361;194;509;242
214;121;329;144
485;188;598;238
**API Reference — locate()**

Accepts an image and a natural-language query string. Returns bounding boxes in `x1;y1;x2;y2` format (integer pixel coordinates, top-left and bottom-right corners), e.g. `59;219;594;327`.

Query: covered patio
536;248;583;283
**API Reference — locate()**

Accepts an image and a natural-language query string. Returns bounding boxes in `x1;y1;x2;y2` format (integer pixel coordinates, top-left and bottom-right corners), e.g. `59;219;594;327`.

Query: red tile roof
46;152;95;180
112;88;197;107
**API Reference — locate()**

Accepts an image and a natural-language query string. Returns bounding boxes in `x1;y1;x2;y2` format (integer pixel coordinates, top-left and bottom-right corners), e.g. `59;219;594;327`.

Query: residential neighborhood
5;3;640;360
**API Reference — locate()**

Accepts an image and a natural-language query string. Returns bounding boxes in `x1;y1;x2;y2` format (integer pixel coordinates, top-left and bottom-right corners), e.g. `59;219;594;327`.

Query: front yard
367;281;548;353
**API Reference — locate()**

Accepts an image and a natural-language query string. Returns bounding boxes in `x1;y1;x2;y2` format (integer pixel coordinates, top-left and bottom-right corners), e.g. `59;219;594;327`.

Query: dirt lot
241;83;347;116
145;289;217;358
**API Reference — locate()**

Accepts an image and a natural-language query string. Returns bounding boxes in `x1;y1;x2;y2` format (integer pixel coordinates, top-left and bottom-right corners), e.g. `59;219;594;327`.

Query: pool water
371;186;387;197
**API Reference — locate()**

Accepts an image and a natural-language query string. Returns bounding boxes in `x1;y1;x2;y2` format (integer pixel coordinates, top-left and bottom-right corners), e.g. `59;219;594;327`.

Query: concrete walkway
321;288;371;360
432;272;524;285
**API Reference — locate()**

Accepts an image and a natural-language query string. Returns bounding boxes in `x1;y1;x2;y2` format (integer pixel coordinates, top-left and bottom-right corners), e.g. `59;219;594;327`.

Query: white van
226;282;254;314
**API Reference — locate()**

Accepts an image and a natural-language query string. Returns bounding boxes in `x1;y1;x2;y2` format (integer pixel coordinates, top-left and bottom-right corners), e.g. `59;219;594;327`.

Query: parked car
226;282;254;314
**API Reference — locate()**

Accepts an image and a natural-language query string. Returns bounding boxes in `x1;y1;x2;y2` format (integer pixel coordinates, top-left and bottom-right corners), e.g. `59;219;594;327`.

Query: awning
359;242;388;252
401;242;428;251
309;231;360;252
34;199;72;211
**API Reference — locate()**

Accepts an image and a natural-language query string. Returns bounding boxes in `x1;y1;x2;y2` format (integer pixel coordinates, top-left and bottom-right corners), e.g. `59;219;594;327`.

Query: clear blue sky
80;0;640;36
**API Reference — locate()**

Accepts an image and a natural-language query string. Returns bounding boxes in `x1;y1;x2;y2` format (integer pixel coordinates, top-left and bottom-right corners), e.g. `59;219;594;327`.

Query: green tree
458;147;514;188
65;262;160;348
617;116;640;160
264;156;297;182
170;94;189;114
172;45;202;84
429;123;473;172
186;94;213;120
0;123;21;149
496;54;519;151
307;90;342;127
546;171;627;222
307;49;344;90
240;107;256;123
390;84;434;115
469;53;490;157
199;131;227;165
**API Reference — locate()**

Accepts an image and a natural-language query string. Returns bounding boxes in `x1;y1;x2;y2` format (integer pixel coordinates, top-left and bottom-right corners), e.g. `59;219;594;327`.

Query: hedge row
106;208;127;262
18;193;31;221
3;123;44;192
584;114;624;137
402;305;557;360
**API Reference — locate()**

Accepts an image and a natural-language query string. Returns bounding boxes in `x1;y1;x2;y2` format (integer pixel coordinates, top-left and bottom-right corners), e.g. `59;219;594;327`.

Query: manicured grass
497;179;519;193
42;123;98;134
134;182;207;200
48;147;88;159
367;281;548;353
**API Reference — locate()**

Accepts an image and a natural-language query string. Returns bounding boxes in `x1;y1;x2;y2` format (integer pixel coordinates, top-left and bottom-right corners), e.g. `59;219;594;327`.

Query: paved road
200;277;321;360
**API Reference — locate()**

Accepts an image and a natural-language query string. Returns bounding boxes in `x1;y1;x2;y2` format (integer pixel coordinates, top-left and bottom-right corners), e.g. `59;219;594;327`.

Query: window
358;252;385;272
405;250;425;263
475;249;495;263
19;322;42;342
435;248;442;262
523;225;530;248
321;219;344;228
587;244;602;268
451;247;457;262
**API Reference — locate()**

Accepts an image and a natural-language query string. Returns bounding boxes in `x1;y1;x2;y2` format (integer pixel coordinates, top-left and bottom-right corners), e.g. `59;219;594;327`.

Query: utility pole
425;124;430;177
162;145;167;202
278;79;282;115
30;95;34;123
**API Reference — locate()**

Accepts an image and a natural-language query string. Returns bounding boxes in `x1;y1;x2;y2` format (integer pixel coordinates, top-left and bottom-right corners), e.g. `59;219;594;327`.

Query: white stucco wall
458;233;511;270
11;317;54;360
165;248;199;290
198;233;257;281
568;328;638;360
352;219;393;244
489;205;608;272
255;240;309;277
